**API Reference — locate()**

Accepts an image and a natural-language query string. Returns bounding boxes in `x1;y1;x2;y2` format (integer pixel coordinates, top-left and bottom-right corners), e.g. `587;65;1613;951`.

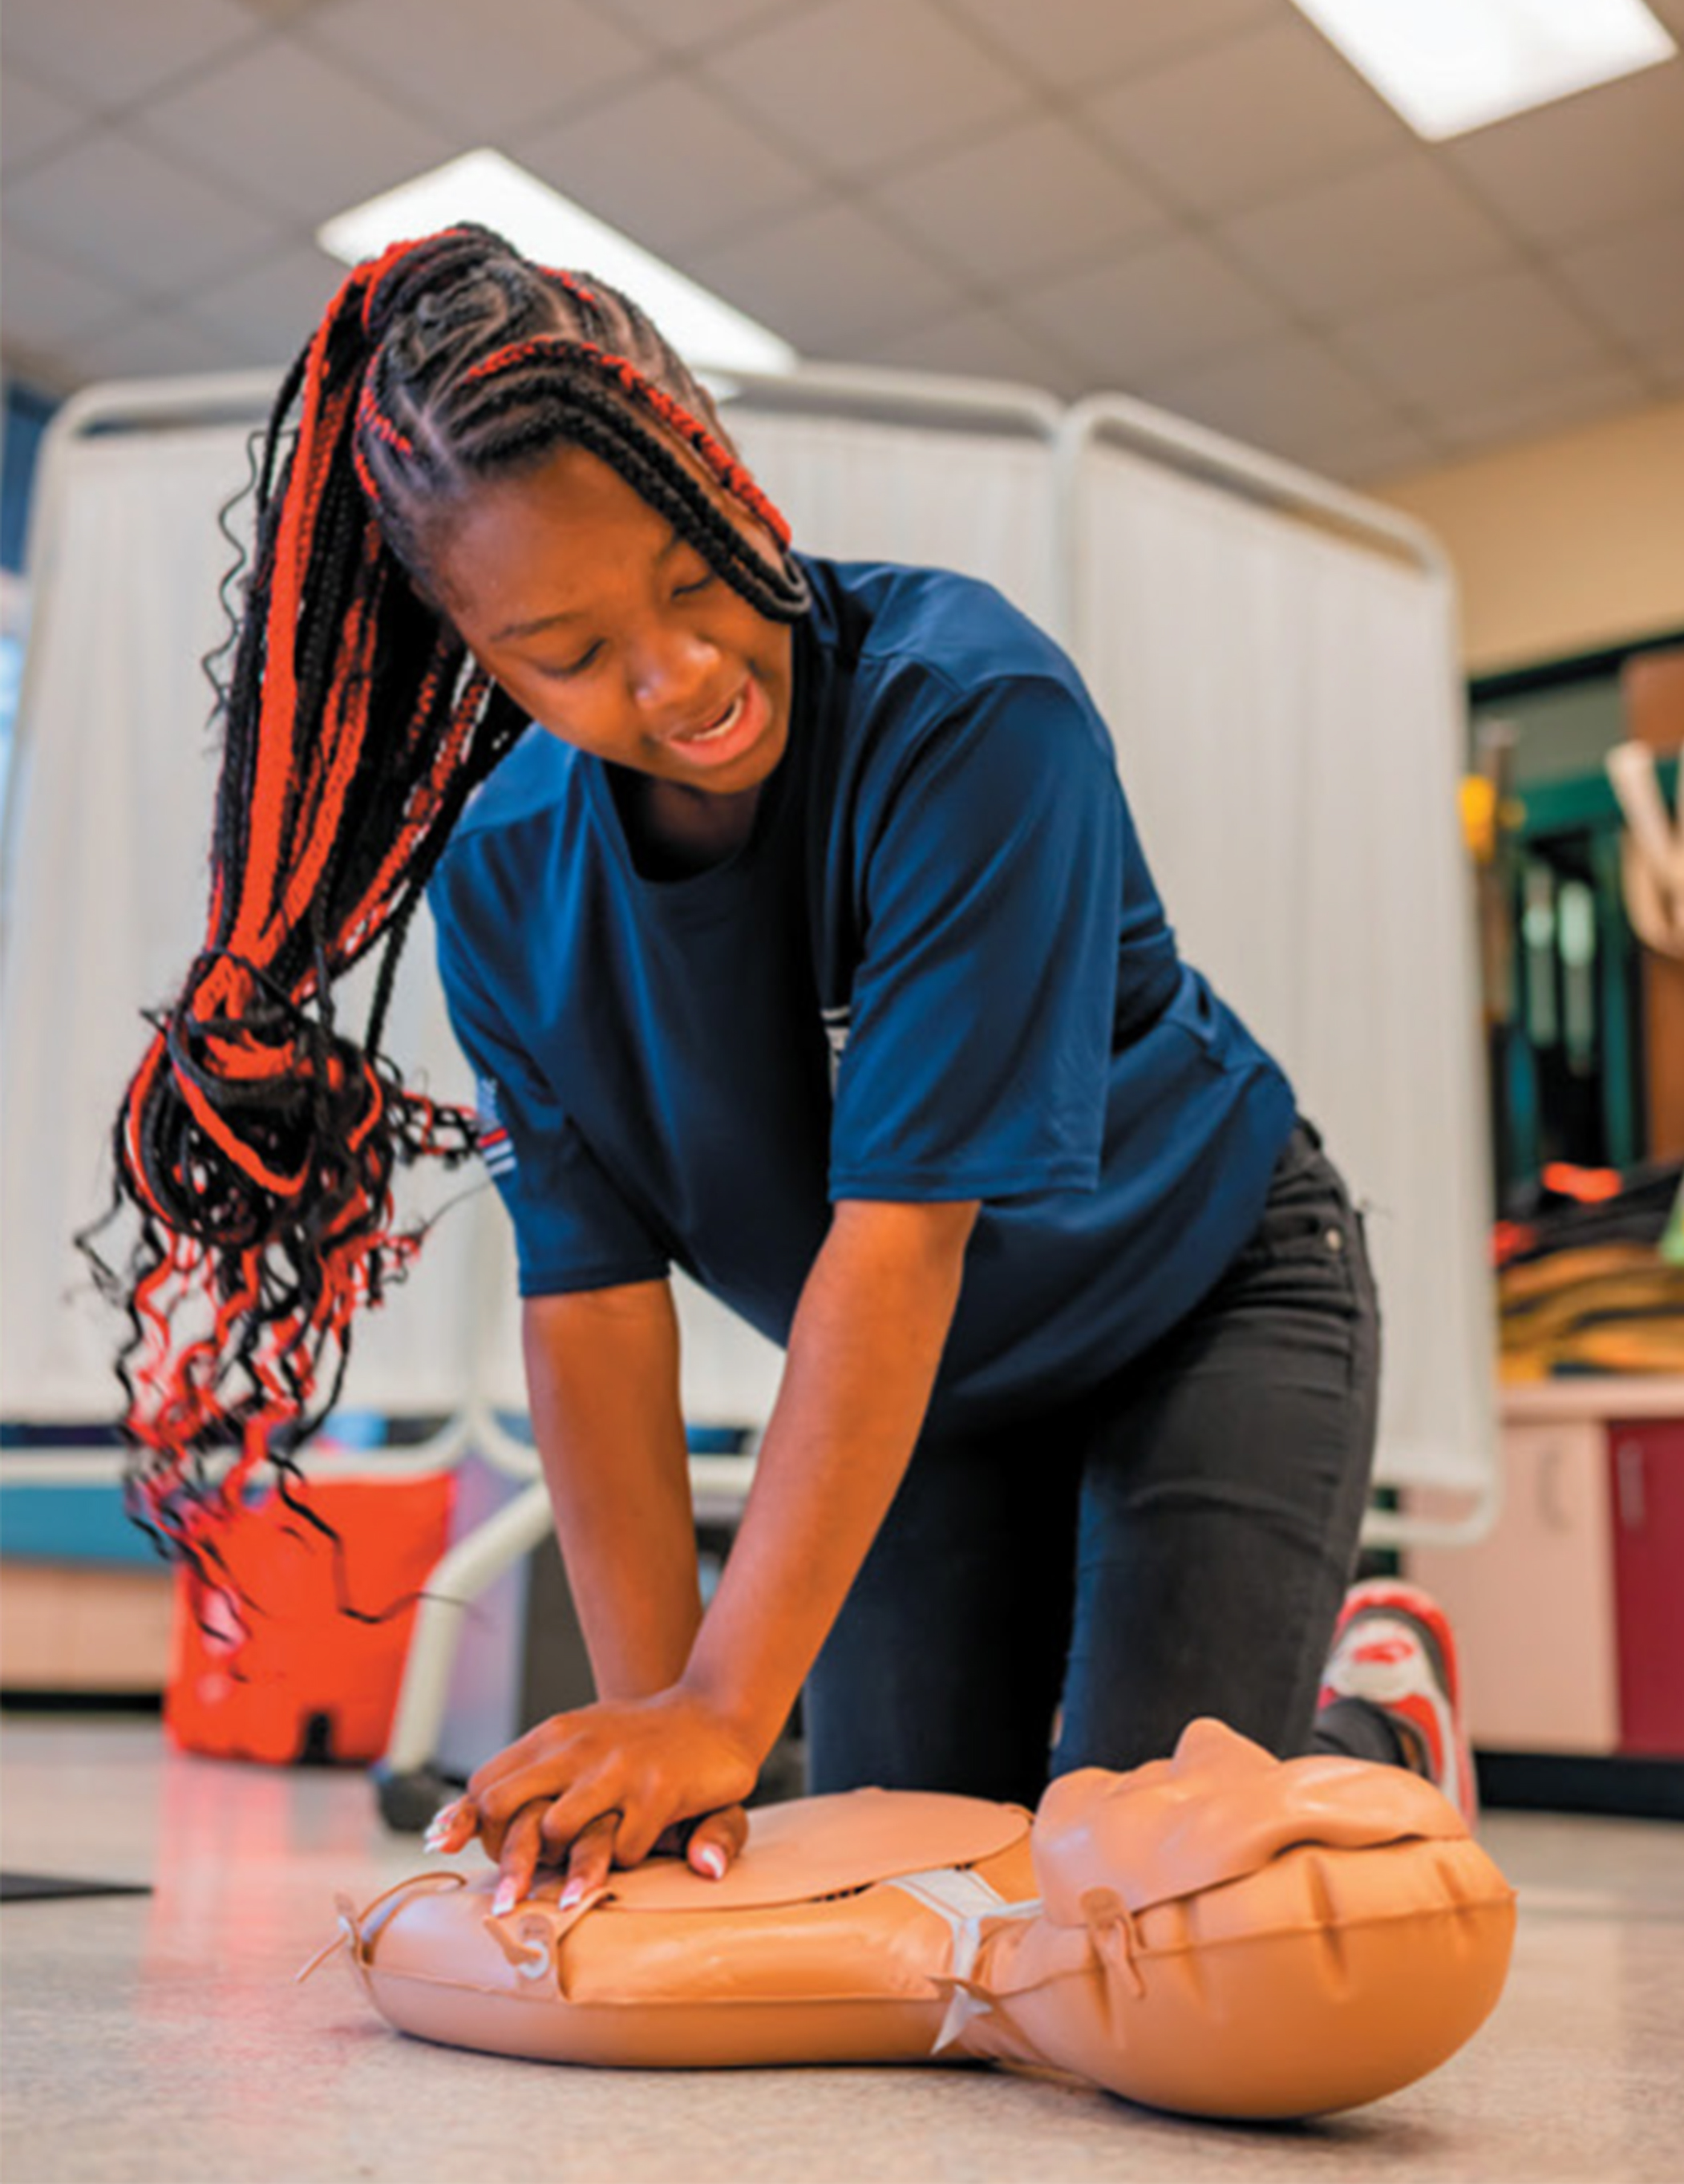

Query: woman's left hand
425;1686;759;1914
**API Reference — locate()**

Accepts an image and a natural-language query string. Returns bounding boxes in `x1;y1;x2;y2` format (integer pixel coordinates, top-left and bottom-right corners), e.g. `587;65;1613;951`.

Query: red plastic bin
164;1469;455;1765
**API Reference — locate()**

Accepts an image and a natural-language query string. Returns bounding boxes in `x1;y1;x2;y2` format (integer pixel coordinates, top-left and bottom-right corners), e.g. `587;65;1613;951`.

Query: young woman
99;225;1471;1919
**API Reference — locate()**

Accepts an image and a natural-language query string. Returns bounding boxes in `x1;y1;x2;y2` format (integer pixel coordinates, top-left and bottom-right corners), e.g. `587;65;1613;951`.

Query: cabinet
1407;1381;1684;1760
1608;1417;1684;1754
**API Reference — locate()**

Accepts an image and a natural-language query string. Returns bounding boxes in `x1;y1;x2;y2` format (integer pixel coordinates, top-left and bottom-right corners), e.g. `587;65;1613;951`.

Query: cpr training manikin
304;1717;1516;2121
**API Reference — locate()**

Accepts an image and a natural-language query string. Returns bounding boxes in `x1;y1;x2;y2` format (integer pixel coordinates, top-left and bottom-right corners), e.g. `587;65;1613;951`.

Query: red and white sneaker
1318;1578;1479;1826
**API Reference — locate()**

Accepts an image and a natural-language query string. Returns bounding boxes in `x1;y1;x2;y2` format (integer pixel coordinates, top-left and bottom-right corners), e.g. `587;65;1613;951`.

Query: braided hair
79;224;808;1565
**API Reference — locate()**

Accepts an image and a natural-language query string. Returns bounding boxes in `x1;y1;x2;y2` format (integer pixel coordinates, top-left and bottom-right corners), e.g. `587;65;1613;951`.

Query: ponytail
82;226;805;1560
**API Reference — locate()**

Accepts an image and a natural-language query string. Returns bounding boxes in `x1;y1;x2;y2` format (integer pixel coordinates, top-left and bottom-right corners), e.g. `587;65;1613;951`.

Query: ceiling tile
590;0;814;51
3;131;291;299
71;306;250;385
1084;12;1411;218
1443;59;1684;249
1334;269;1622;411
1326;419;1447;487
302;0;654;139
687;201;968;354
699;0;1031;180
1;66;95;180
1220;150;1518;325
1555;204;1684;358
1134;330;1405;472
2;0;259;110
514;72;822;260
191;242;349;368
133;38;457;224
867;115;1172;289
940;0;1274;95
1022;233;1288;385
857;303;1085;398
1429;363;1655;458
0;236;132;350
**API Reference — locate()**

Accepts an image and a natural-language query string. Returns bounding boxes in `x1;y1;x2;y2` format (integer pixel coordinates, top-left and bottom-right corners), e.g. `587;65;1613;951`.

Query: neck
622;775;763;879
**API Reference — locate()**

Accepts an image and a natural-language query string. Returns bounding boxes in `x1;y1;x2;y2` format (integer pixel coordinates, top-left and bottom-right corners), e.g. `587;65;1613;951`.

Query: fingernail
696;1846;727;1880
557;1879;584;1910
492;1881;517;1917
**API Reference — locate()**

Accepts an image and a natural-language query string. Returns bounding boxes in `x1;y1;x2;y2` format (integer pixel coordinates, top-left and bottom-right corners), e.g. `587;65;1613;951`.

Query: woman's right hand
426;1792;750;1914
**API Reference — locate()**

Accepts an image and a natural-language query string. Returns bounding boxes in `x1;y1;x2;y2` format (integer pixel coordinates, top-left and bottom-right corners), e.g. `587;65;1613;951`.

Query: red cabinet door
1608;1419;1684;1756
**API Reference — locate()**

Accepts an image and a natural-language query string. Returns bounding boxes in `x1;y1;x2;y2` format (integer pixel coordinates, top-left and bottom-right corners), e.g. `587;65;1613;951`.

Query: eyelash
546;644;602;681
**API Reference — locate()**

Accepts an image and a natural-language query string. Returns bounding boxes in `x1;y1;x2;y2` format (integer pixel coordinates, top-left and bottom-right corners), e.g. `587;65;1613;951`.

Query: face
426;440;795;810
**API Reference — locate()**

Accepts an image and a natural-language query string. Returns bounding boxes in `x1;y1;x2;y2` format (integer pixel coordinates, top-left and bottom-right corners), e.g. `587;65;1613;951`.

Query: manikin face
427;440;795;825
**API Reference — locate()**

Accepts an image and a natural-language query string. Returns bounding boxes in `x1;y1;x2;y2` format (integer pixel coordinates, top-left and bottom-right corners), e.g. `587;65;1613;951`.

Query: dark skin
421;443;981;1911
429;442;796;872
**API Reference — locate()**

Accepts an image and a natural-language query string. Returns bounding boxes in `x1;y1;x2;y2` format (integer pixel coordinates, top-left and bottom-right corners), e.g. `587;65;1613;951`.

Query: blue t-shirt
427;556;1296;1434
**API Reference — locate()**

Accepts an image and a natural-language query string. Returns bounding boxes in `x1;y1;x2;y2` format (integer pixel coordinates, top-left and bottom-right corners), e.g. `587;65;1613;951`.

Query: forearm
683;1199;978;1758
522;1283;702;1701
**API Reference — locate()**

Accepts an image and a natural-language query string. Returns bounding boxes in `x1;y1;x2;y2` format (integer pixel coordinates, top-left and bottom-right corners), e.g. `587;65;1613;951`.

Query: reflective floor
2;1716;1682;2184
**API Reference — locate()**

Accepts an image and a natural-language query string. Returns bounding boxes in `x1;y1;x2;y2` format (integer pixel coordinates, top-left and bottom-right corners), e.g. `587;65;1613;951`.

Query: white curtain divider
0;392;489;1420
0;367;1494;1545
1059;397;1496;1539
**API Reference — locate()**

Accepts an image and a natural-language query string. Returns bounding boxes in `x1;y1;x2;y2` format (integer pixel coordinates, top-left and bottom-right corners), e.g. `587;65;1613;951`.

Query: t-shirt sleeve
828;673;1122;1203
431;900;670;1298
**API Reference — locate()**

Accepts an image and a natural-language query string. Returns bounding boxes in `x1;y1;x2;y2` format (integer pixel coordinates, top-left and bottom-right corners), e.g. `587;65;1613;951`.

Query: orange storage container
165;1469;455;1765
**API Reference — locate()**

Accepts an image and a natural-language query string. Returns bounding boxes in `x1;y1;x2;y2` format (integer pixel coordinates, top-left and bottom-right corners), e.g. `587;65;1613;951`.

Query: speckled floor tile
2;1717;1682;2182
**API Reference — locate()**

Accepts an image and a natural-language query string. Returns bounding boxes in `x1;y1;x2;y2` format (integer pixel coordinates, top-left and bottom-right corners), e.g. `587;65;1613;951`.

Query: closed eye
540;641;603;679
673;571;714;598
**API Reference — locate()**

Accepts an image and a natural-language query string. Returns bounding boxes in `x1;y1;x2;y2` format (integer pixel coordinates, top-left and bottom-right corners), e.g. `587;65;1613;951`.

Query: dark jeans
804;1118;1403;1805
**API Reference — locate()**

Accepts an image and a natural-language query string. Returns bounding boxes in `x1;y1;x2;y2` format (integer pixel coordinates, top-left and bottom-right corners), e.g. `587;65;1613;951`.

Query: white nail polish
492;1882;516;1917
557;1879;584;1910
697;1846;727;1879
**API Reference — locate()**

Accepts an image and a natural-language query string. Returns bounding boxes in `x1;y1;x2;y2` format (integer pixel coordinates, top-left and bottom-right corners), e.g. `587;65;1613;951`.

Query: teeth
682;691;744;743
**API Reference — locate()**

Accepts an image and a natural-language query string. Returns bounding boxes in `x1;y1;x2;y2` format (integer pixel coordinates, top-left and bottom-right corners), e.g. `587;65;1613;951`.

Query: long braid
79;223;806;1567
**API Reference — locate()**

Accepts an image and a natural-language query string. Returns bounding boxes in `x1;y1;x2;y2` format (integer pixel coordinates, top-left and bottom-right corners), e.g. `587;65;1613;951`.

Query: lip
664;676;768;771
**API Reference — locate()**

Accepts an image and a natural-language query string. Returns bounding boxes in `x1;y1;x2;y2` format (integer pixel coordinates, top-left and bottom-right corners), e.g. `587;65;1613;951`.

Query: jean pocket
1222;1138;1362;1316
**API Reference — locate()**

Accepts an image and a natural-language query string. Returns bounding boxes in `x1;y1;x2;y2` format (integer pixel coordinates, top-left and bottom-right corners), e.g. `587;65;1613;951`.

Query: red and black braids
79;223;808;1559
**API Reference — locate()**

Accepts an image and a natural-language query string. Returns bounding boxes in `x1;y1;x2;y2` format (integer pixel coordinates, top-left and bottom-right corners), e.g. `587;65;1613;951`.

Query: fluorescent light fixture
317;148;797;377
1289;0;1677;139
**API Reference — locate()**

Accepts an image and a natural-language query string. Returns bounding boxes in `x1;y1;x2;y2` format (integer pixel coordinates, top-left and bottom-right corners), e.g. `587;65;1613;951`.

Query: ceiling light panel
317;148;798;376
1289;0;1677;140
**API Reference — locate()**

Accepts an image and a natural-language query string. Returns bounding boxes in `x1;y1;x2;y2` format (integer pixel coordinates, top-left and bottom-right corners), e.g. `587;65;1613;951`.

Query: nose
626;619;722;717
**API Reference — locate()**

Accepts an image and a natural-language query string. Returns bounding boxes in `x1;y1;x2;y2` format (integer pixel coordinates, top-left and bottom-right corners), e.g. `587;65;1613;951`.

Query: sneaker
1318;1578;1478;1826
